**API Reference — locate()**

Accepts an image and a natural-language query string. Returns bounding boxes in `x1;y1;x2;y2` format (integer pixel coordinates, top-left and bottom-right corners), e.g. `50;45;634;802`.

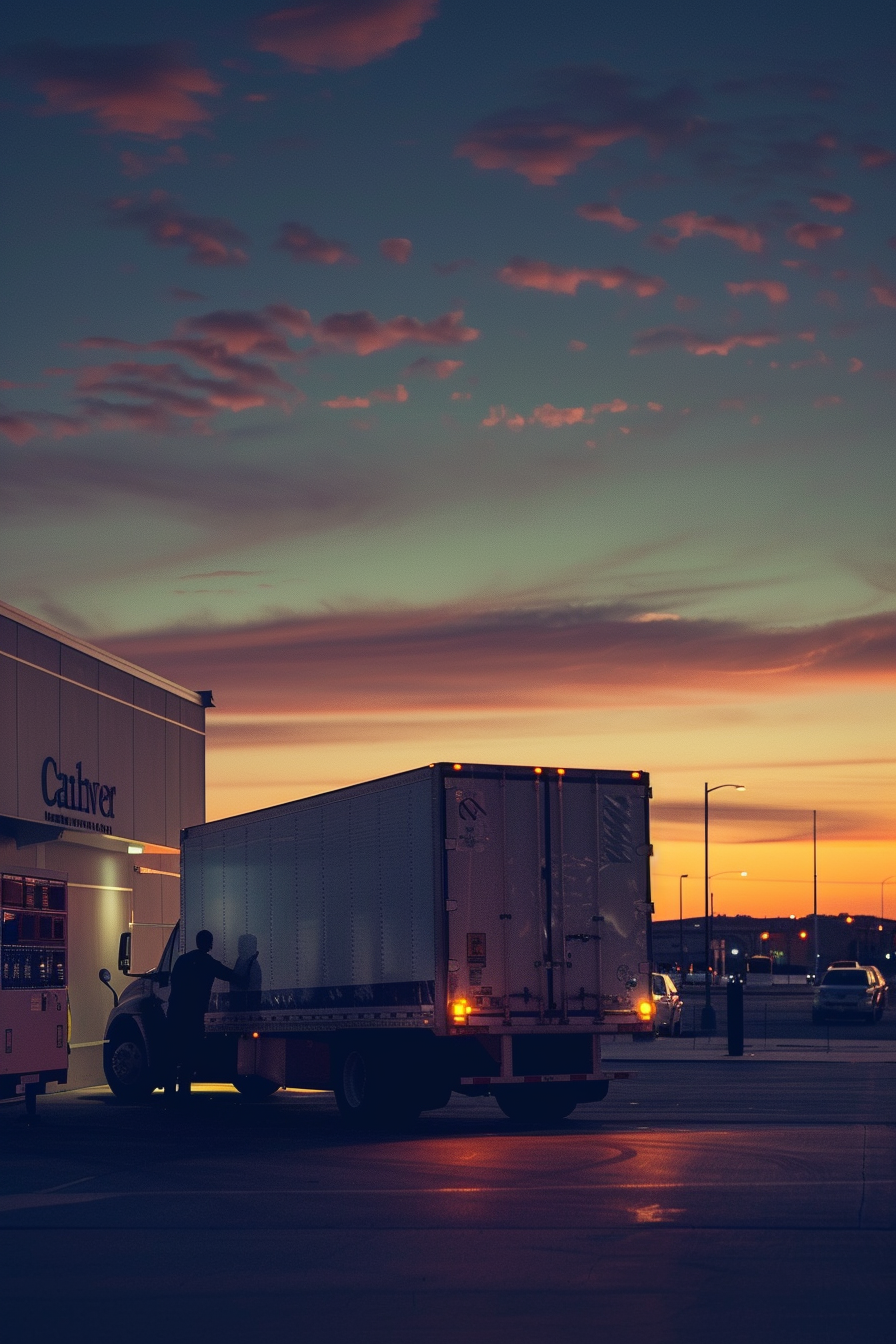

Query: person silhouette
165;930;246;1102
230;934;262;1011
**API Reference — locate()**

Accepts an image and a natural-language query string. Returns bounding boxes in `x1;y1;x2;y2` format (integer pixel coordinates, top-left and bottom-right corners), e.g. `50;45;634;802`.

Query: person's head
196;930;214;952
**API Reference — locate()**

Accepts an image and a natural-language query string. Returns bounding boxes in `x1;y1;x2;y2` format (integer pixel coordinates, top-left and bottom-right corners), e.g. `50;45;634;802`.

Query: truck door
595;780;651;1021
443;771;602;1026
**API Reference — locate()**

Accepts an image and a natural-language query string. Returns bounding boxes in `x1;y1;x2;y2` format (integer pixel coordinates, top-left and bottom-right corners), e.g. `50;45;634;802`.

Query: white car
812;966;887;1023
651;973;683;1036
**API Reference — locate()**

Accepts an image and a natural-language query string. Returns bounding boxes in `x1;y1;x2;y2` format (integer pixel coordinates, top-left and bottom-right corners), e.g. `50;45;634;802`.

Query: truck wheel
104;1024;153;1103
494;1086;578;1125
333;1045;422;1128
234;1075;280;1100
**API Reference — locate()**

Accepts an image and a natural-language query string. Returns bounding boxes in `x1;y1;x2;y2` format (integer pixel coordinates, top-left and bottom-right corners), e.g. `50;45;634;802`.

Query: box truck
101;762;655;1124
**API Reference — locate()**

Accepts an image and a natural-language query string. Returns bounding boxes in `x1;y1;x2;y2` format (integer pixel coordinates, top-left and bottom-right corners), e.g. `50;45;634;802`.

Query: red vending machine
1;873;69;1113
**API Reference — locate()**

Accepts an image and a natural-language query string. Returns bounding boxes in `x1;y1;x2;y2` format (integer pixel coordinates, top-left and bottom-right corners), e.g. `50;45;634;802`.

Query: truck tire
494;1085;578;1125
104;1022;153;1103
234;1075;280;1100
332;1044;422;1128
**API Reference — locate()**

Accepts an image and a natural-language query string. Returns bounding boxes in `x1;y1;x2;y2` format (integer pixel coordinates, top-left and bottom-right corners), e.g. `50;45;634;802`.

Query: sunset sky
2;0;894;921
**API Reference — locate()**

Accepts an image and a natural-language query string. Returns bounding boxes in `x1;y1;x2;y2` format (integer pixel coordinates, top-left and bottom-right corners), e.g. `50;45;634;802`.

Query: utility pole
813;810;819;981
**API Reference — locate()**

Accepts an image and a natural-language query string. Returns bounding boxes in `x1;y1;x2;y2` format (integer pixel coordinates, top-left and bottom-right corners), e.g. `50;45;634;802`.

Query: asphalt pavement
1;1057;893;1344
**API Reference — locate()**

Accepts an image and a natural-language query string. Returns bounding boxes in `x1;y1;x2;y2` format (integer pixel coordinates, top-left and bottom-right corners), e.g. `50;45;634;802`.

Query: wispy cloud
725;280;789;305
403;357;464;379
251;0;438;71
786;221;844;249
7;41;220;138
379;236;412;263
274;221;355;265
631;326;780;356
810;190;854;214
654;211;763;253
498;256;664;297
106;191;249;266
576;201;640;231
100;601;896;720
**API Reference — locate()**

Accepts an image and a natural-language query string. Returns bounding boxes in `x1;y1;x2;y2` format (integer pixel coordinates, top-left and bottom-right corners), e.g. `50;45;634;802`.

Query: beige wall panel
180;728;205;829
60;645;98;693
59;680;100;794
96;698;134;840
133;709;166;844
165;721;181;848
16;664;60;824
0;654;17;815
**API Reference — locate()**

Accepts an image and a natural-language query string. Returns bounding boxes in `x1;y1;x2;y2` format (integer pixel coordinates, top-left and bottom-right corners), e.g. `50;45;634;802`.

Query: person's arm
210;957;241;984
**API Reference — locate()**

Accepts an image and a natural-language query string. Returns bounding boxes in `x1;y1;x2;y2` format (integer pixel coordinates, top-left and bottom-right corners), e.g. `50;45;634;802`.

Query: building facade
1;601;206;1087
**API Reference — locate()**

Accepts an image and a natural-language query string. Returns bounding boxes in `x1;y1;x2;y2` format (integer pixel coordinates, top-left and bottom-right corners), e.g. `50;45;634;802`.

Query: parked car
651;973;683;1036
812;966;887;1024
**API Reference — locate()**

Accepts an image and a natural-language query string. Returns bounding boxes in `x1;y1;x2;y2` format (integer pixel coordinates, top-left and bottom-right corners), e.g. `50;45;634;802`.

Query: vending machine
1;872;69;1113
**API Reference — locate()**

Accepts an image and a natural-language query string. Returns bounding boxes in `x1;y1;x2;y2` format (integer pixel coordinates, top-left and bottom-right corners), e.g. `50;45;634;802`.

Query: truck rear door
445;769;641;1028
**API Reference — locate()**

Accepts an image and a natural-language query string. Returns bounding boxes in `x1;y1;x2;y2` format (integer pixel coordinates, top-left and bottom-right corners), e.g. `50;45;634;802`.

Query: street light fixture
678;874;688;973
703;782;745;1031
881;876;895;921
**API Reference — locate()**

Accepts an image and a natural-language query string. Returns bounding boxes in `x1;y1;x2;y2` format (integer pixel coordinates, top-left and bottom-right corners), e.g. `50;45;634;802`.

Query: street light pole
678;874;688;974
813;811;819;981
703;782;746;1032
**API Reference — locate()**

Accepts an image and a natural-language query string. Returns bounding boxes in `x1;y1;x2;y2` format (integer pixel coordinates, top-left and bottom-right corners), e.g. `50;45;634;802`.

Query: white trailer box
103;763;654;1124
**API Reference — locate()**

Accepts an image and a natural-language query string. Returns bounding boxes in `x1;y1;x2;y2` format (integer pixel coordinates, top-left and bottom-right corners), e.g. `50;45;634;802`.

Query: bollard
727;976;744;1056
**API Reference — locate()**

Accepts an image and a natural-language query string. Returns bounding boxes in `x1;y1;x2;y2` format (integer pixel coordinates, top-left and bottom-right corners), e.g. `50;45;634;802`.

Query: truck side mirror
118;931;132;974
98;967;119;1008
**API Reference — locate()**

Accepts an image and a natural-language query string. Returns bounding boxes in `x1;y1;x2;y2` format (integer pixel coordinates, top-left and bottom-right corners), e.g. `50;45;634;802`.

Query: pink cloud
9;41;220;138
371;383;409;402
725;280;789;305
631;326;780;357
119;145;188;178
870;281;896;308
0;413;40;445
106;191;248;266
855;143;894;169
647;401;663;411
497;256;665;297
568;340;587;351
481;405;525;430
529;404;588;427
275;221;354;265
810;190;854;214
656;211;763;253
403;357;463;378
576;201;640;231
482;399;628;429
786;222;844;249
847;358;863;373
313;309;479;355
251;0;437;71
103;603;896;720
322;395;370;409
379;236;412;263
456;121;638;187
450;391;471;401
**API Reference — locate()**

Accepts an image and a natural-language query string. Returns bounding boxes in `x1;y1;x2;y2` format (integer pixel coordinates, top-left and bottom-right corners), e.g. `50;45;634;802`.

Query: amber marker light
631;771;641;779
799;931;808;940
637;999;655;1020
557;768;565;775
760;932;769;941
453;763;462;771
845;915;854;924
534;767;542;774
451;998;471;1024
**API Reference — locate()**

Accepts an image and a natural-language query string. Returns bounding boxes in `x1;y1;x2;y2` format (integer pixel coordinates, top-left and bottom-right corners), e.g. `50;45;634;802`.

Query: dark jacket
168;948;238;1023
